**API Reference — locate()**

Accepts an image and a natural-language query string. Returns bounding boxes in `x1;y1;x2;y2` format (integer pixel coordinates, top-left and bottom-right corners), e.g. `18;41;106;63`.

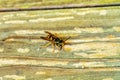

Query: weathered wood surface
0;7;120;58
0;1;120;80
0;0;120;8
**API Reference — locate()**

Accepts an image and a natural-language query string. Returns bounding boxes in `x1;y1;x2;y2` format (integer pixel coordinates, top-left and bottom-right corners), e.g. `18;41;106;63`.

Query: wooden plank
0;7;120;79
0;56;120;68
0;1;120;80
0;0;120;8
0;7;120;59
0;66;120;80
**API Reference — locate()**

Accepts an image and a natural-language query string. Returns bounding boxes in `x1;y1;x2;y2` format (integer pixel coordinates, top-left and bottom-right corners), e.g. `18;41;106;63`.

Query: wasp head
54;38;65;50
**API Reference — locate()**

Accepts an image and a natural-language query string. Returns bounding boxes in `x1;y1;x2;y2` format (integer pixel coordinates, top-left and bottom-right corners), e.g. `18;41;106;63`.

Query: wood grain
0;1;120;80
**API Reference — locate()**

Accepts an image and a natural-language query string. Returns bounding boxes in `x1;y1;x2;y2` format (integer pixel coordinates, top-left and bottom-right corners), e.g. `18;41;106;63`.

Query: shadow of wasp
40;31;71;53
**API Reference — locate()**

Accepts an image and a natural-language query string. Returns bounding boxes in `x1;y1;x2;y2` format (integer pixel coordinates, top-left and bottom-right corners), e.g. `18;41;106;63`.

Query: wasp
40;31;70;52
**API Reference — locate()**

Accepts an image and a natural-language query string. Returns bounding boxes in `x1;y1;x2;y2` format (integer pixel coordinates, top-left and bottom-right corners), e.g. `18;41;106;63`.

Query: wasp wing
44;31;54;35
44;31;59;38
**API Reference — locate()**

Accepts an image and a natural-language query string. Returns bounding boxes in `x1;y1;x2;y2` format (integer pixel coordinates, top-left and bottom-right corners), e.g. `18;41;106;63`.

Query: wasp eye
59;40;63;43
55;38;59;41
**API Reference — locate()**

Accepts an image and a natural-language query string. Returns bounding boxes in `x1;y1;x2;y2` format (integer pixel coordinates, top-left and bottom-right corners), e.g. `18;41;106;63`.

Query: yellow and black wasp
40;31;70;52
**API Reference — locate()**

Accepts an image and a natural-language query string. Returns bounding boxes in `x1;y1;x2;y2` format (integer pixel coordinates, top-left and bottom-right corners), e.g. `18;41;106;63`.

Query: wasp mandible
40;31;71;52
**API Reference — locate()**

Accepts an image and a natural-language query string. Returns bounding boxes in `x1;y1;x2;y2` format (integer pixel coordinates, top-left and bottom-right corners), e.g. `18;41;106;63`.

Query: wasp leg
65;42;71;45
58;47;61;53
54;33;58;36
55;46;61;53
64;36;71;41
40;42;51;49
62;47;64;51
